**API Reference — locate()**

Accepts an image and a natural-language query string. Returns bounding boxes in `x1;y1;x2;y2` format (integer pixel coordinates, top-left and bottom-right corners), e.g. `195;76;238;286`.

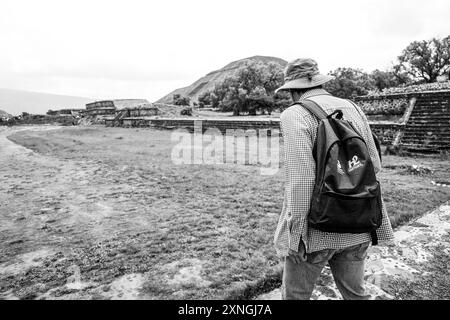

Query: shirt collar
298;88;331;101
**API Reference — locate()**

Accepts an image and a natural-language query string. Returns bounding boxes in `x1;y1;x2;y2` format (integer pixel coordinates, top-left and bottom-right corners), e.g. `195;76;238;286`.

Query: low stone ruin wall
354;93;411;123
128;108;159;117
14;115;77;126
354;94;413;148
115;118;281;134
369;122;403;145
86;108;116;116
106;117;400;144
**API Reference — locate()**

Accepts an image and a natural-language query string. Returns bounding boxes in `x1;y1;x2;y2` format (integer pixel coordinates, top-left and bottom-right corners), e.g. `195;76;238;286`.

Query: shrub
180;107;192;116
173;94;191;106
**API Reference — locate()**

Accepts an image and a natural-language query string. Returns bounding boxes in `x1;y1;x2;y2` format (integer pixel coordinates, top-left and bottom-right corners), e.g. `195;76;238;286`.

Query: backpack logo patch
348;155;363;173
337;160;345;175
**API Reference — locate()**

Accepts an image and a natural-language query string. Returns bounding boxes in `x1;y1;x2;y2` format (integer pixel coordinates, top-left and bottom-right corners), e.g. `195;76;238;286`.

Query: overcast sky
1;0;449;101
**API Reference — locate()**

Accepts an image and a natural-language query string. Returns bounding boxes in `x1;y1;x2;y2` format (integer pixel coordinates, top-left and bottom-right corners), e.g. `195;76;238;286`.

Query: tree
324;67;376;98
202;61;285;115
173;94;191;106
394;36;450;83
370;69;409;91
197;92;210;108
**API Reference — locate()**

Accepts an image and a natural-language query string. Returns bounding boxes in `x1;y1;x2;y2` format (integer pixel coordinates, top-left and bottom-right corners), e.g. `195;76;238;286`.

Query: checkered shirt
274;89;395;257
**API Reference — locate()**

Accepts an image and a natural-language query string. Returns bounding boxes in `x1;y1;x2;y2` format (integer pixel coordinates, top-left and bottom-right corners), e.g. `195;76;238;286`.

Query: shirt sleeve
280;108;316;253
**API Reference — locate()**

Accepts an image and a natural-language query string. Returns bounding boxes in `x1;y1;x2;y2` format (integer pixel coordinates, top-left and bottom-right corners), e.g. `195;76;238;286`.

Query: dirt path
256;202;450;300
0;126;117;250
0;126;154;299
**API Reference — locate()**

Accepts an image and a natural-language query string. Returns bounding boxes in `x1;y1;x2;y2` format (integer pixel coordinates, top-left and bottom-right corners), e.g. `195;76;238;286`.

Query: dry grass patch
1;126;449;299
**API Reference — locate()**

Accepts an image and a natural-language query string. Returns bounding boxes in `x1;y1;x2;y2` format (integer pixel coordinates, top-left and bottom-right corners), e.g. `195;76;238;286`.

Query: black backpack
294;99;383;245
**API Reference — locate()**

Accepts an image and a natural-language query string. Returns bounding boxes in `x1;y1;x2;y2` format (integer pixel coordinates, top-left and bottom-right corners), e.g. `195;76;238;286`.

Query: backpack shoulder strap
291;99;328;120
291;99;328;161
346;99;383;163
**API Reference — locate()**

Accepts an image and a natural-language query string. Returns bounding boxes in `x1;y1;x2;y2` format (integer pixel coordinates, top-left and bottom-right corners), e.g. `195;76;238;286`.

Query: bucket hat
275;58;333;93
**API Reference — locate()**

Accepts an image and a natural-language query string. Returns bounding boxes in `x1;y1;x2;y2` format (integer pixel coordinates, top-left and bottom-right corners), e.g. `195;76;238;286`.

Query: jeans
281;241;371;300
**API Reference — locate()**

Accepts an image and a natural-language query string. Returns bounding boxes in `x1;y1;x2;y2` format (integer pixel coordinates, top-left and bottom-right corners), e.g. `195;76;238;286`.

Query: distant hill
0;88;95;116
0;109;13;118
156;55;287;104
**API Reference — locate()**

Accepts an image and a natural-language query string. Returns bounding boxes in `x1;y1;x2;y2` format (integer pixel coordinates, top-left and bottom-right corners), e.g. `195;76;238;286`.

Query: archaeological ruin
83;99;150;124
356;89;450;154
103;86;450;155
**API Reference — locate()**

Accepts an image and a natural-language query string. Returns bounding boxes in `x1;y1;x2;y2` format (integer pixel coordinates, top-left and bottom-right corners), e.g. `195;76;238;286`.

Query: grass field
1;126;449;299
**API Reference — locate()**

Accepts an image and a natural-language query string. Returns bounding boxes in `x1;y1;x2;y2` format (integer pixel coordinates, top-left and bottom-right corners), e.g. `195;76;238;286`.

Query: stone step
400;142;450;149
408;119;450;123
414;101;450;104
409;114;450;119
405;124;450;128
402;131;450;137
403;129;450;135
415;99;450;103
400;139;450;146
406;124;450;128
402;129;450;135
402;133;450;139
409;112;450;115
412;106;450;110
400;143;447;150
411;111;450;115
402;138;450;144
409;114;450;118
401;135;444;141
404;126;450;131
410;111;450;115
404;130;450;136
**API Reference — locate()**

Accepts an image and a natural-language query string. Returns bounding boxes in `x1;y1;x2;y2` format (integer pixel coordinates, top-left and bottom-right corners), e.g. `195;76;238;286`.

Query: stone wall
369;123;404;145
353;94;414;147
15;115;77;126
86;100;115;110
86;108;116;116
106;117;400;144
115;118;281;134
354;93;411;123
128;108;159;117
356;95;409;114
